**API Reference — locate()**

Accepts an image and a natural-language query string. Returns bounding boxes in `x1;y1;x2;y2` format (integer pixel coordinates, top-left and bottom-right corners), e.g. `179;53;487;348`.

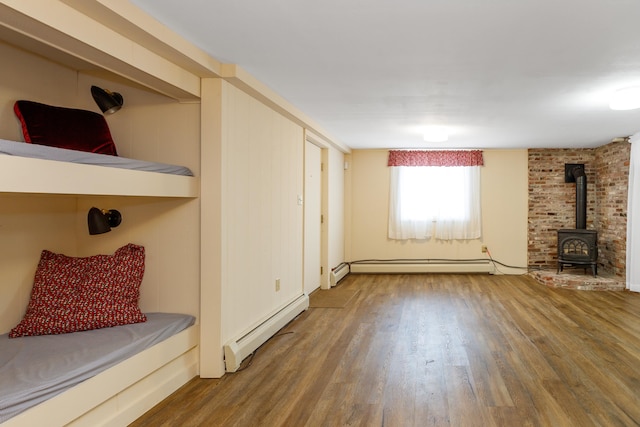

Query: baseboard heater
330;262;350;287
350;260;494;274
223;293;309;372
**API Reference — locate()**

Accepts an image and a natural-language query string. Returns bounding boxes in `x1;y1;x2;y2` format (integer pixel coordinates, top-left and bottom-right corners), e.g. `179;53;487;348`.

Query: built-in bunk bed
0;1;203;425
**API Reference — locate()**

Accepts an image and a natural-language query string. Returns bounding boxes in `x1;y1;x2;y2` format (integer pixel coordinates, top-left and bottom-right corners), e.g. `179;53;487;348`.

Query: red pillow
9;244;146;338
13;100;118;156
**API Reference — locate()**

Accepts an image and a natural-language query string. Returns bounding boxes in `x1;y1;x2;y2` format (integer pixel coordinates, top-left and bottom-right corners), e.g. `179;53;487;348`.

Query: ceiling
131;0;640;150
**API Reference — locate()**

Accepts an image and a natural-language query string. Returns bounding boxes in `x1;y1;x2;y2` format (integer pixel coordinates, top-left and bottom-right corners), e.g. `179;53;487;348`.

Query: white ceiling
131;0;640;150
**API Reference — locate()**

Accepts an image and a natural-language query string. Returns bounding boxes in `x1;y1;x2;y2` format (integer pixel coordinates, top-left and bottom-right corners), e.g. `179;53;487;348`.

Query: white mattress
0;312;195;423
0;138;193;176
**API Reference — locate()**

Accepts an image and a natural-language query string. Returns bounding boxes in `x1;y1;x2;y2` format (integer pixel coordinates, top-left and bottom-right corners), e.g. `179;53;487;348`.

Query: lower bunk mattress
0;312;195;423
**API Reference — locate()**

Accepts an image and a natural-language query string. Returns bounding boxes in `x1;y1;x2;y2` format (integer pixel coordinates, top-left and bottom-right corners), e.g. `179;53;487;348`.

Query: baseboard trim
350;261;494;274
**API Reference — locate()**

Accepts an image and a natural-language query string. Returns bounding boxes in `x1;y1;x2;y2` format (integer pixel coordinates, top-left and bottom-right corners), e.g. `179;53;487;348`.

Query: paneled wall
217;81;304;347
200;79;348;376
0;195;76;332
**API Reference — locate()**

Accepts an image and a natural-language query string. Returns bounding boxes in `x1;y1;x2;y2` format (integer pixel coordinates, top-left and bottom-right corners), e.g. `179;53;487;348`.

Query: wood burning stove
557;229;598;276
556;164;598;277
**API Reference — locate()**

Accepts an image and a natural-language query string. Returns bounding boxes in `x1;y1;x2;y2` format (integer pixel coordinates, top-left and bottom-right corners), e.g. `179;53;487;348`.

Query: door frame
303;139;323;295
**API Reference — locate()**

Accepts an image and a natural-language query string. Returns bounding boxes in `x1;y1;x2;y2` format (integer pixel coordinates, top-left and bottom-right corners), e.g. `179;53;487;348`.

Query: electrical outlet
275;278;281;292
481;245;488;253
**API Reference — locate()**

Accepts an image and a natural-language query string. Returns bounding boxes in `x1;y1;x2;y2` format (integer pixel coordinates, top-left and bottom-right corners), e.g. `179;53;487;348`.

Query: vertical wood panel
221;83;304;345
200;77;225;377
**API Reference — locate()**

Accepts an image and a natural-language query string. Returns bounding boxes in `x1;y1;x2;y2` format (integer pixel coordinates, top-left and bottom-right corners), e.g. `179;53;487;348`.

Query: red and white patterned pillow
9;243;147;338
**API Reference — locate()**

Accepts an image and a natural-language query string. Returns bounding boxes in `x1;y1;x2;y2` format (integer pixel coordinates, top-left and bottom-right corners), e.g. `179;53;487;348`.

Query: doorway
304;141;322;295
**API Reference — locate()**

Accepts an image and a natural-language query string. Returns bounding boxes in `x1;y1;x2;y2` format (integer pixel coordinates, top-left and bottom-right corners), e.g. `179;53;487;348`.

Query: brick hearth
529;270;625;291
528;141;630;282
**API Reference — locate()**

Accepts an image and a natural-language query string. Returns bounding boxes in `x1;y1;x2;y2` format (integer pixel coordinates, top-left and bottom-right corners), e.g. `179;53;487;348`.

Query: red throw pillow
13;100;118;156
9;244;146;338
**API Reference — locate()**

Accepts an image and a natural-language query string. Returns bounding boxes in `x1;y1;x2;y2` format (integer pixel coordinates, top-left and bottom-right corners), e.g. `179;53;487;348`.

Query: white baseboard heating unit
349;260;495;274
223;293;309;372
330;262;350;287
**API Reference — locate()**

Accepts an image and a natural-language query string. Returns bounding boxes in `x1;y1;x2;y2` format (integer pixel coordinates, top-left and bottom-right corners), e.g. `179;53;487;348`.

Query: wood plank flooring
131;274;640;427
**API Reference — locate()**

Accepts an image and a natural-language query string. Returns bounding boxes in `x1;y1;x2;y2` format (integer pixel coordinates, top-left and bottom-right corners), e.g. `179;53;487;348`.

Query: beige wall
200;80;348;375
326;147;346;275
0;42;201;333
0;195;77;332
215;81;305;346
346;149;528;274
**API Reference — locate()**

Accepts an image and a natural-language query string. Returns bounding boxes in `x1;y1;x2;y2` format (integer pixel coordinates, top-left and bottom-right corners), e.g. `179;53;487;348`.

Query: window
388;150;483;240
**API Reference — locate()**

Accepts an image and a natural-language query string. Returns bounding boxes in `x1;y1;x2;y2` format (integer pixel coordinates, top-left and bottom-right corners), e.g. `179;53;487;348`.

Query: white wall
346;149;528;273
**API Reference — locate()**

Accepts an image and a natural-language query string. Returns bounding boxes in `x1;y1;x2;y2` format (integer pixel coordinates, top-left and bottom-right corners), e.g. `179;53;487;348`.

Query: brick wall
528;141;630;279
594;141;630;278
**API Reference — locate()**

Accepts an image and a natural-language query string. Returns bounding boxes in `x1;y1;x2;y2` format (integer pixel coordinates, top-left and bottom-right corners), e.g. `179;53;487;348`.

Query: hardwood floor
131;274;640;426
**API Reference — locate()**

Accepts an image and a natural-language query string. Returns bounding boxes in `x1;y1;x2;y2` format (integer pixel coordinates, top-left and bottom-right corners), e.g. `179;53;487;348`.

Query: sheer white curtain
627;132;640;291
388;165;482;240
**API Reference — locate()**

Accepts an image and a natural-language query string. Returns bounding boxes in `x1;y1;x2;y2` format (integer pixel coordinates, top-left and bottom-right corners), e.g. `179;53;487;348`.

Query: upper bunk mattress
0;312;195;423
0;138;193;176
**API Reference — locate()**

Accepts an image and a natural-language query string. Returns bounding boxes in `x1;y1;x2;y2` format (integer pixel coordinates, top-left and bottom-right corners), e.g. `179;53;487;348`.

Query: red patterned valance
388;150;484;167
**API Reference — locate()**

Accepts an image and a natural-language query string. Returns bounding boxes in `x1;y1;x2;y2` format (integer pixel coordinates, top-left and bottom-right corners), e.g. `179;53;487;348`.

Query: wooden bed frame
0;154;199;198
3;325;199;426
0;1;204;425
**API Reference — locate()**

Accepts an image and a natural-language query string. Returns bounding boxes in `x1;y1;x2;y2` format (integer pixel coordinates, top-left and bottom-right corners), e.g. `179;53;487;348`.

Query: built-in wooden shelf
0;155;199;198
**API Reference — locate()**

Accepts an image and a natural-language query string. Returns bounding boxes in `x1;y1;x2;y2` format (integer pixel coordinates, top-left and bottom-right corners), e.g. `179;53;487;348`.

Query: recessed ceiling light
609;87;640;110
423;126;449;143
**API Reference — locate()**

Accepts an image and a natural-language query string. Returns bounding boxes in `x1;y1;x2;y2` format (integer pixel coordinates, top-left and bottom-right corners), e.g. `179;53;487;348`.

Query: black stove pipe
571;166;587;229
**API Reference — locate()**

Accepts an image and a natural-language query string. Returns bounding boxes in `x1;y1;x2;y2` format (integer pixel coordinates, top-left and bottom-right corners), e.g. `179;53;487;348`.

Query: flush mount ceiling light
422;126;449;143
609;87;640;110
